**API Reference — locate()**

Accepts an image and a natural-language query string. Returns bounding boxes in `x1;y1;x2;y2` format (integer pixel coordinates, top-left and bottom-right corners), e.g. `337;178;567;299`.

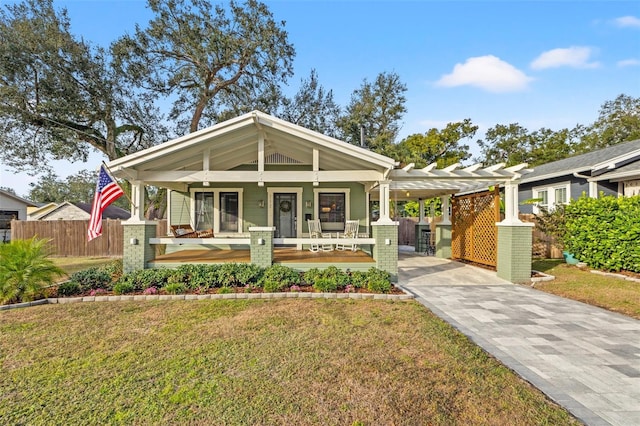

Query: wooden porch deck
151;247;375;266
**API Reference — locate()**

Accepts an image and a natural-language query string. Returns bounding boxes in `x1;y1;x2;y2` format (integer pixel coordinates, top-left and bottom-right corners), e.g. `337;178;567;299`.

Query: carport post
496;182;534;283
435;195;452;258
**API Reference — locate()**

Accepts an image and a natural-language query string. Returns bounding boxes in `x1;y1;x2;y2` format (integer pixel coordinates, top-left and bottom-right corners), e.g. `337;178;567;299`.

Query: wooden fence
519;214;563;259
10;219;167;257
11;216;560;258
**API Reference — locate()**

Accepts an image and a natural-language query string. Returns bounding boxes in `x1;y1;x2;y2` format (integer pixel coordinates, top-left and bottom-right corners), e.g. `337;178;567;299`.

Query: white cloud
435;55;533;93
617;58;640;67
530;46;600;70
614;16;640;28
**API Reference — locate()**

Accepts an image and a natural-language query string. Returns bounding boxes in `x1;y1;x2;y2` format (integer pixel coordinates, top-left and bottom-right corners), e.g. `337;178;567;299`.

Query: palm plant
0;237;63;304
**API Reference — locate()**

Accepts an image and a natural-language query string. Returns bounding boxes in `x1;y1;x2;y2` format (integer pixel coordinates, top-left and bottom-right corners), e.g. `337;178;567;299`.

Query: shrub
365;268;392;293
533;204;567;250
56;281;81;297
113;281;135;295
177;264;219;289
69;267;112;292
313;277;337;292
349;271;368;288
101;259;123;282
233;263;264;285
564;195;640;272
304;266;349;290
117;269;173;291
0;237;64;304
165;282;185;295
303;268;322;286
216;263;240;287
262;265;300;292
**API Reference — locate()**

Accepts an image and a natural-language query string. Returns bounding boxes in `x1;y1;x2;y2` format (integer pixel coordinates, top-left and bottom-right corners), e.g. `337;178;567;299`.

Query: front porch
149;246;376;271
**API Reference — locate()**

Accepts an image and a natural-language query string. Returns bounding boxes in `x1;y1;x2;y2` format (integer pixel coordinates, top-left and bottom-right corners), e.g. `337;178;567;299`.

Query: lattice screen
451;187;500;267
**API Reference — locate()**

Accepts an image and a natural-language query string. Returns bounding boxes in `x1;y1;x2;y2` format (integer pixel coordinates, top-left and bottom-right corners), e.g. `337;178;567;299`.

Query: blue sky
2;0;639;197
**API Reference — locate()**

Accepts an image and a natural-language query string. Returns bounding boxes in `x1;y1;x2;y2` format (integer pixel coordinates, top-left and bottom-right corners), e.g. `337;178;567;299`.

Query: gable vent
249;152;303;165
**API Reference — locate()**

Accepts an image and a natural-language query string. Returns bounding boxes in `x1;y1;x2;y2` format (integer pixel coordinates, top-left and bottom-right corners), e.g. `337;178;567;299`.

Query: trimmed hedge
57;262;394;295
564;195;640;272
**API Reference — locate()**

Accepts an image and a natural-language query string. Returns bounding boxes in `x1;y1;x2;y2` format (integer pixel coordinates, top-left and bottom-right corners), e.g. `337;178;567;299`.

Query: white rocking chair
336;220;360;251
307;219;333;252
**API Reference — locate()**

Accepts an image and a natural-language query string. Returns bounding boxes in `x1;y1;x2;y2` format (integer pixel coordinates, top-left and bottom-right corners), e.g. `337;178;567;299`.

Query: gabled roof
592;158;640;182
75;202;131;220
0;189;38;207
521;139;640;183
32;201;130;220
28;202;60;220
107;110;398;188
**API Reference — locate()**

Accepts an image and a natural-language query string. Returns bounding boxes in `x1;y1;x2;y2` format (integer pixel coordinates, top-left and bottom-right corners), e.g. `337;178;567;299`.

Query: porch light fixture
129;238;139;245
258;200;265;208
257;238;265;245
385;238;391;245
305;200;312;208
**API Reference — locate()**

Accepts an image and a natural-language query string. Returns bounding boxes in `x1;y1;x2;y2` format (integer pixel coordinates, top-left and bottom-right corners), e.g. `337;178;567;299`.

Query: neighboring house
29;201;130;221
519;139;640;214
27;202;59;220
0;189;38;242
107;110;533;282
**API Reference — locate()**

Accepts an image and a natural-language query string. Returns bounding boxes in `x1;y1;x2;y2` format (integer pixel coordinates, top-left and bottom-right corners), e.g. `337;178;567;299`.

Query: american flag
87;165;125;241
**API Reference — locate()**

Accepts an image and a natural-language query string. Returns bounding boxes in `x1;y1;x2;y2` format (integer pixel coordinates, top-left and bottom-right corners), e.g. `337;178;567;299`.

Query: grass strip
533;259;640;320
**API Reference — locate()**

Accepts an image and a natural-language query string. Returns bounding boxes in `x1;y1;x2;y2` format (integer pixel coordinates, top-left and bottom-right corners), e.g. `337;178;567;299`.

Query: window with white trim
191;188;243;234
313;188;350;232
532;182;570;213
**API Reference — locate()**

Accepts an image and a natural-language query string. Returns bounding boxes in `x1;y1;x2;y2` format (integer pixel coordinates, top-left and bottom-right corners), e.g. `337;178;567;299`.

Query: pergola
372;161;532;226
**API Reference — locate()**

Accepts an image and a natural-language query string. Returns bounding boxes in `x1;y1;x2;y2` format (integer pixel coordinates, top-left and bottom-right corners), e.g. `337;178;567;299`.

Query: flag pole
101;161;137;209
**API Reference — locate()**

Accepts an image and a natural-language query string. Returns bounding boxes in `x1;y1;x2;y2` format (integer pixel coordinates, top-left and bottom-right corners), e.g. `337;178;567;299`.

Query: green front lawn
533;259;640;320
0;300;579;425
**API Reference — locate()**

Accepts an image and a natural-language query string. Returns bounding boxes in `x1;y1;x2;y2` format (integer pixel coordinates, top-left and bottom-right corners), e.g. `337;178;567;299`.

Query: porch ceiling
107;111;397;184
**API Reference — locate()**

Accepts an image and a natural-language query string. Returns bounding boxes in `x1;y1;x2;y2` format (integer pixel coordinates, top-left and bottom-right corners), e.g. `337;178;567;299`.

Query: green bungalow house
107;111;533;283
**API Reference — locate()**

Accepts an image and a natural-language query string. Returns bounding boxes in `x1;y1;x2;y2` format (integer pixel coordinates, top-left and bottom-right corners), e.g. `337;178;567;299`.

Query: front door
273;193;297;238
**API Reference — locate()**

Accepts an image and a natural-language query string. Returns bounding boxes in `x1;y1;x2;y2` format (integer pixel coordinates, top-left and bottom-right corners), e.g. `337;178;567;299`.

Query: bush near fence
564;195;640;273
10;219;167;257
519;214;563;259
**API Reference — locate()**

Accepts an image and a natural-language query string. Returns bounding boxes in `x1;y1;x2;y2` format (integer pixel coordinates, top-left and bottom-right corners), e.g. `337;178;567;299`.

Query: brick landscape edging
1;289;414;310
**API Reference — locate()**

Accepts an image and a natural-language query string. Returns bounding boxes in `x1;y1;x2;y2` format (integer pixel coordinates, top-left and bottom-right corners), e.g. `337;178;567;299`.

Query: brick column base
249;227;275;268
372;222;399;282
122;222;157;273
497;222;534;283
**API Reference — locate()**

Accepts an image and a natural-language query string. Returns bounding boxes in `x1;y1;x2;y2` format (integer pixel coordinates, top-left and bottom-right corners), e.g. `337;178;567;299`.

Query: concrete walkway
397;248;640;426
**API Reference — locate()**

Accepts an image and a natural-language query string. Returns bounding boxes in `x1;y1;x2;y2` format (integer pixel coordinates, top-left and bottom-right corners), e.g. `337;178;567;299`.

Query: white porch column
418;198;427;225
440;195;451;225
127;180;146;222
376;181;394;224
500;182;522;224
